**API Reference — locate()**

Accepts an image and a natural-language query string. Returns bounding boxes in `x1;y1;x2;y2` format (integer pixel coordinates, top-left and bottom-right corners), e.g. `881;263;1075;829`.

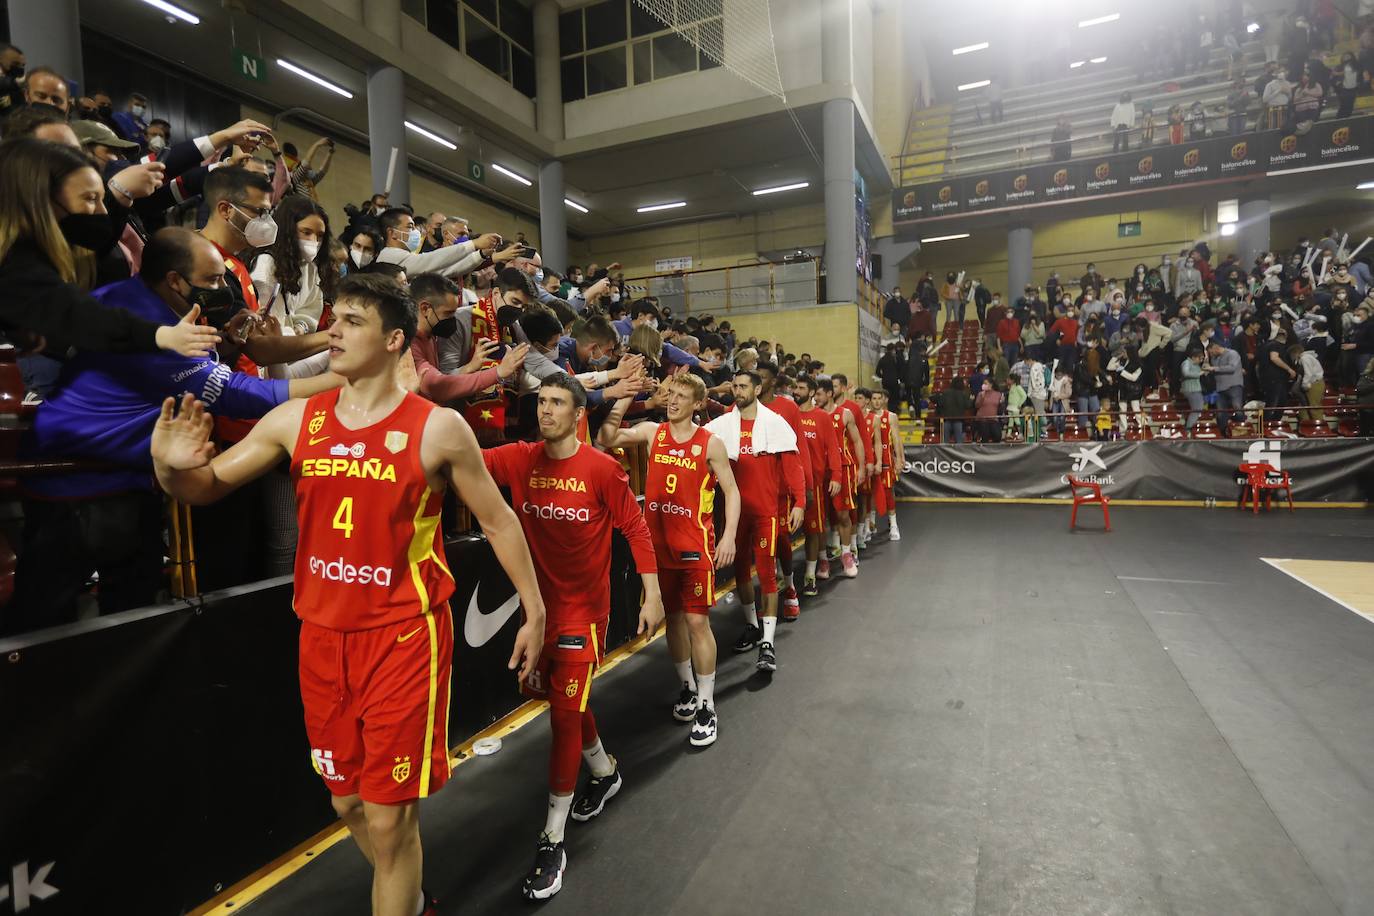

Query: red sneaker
817;558;831;580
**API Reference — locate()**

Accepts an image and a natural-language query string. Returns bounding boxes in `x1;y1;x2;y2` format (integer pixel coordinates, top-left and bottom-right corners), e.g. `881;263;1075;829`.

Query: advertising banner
897;438;1374;502
893;116;1373;227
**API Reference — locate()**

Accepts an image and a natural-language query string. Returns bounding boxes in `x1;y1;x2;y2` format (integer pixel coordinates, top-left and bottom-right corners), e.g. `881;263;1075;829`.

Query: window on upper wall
560;0;725;98
424;0;537;99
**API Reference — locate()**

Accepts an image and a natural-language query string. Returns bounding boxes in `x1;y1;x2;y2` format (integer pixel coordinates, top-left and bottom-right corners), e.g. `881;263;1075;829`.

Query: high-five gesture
151;394;215;473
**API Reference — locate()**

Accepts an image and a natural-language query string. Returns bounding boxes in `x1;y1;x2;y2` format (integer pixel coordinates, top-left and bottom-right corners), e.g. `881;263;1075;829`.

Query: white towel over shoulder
706;403;798;460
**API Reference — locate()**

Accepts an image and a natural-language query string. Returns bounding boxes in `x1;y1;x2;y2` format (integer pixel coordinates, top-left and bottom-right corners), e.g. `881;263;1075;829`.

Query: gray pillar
538;160;567;275
1008;225;1033;298
823;98;857;305
362;0;402;46
367;65;410;206
1236;195;1271;268
533;0;564;140
9;0;83;89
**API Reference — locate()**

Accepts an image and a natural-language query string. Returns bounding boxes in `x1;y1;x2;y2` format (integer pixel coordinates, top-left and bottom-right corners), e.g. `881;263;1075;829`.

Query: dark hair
408;272;460;308
733;369;762;386
260;195;336;300
698;332;725;353
832;373;849;386
816;377;834;393
378;207;413;235
565;263;581;276
139;226;203;285
202;166;273;208
756;360;779;378
2;103;67;140
540;371;588;409
147;118;171;133
519;309;563;347
570;314;617;345
855;387;872;397
363;260;406;281
282;141;299;158
794;374;815;391
497;266;537;299
336;273;417;351
631;299;658;320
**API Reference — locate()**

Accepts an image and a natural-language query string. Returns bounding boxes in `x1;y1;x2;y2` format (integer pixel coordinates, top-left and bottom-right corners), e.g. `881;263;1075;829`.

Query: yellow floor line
190;540;802;915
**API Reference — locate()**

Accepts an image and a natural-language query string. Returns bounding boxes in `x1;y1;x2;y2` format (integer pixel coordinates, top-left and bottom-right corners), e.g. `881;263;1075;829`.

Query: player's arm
429;411;546;682
843;408;867;480
595;395;655;450
889;412;904;471
152;393;299;505
781;449;806;532
871;416;883;471
706;433;738;569
822;419;843;496
607;465;664;638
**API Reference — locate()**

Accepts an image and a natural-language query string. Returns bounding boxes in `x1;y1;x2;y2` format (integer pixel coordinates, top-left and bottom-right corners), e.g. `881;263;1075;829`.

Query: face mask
589;354;610;368
534;268;544;283
298;239;321;262
647;317;658;330
147;135;166;152
58;212;115;251
429;313;458;338
98;103;112;116
131;104;146;119
1271;312;1282;320
610;292;621;304
351;247;373;269
179;277;237;327
403;227;422;253
6;64;24;79
1355;316;1366;324
229;204;278;248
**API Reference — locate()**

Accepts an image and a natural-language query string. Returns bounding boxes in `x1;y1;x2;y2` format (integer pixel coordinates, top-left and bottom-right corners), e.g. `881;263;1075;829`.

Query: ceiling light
276;59;354;98
957;79;991;91
753;181;810;196
920;233;971;243
1090;56;1108;63
1358;181;1374;190
1220;223;1237;237
952;42;989;55
491;163;532;186
1078;13;1120;27
404;121;457;150
637;201;687;213
1246;21;1260;33
1069;60;1085;68
564;198;589;213
140;0;200;22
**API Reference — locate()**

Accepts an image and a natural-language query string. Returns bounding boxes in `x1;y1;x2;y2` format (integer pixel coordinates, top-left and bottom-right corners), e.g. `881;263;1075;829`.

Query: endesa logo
909;457;976;475
648;500;694;518
307;555;394;586
521;501;591;522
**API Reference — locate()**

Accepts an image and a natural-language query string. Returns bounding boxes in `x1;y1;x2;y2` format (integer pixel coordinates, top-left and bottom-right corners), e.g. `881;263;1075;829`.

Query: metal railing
622;258;821;316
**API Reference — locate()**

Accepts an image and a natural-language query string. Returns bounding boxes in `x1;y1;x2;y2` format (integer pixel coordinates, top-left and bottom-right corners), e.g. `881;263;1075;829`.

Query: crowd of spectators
883;232;1374;444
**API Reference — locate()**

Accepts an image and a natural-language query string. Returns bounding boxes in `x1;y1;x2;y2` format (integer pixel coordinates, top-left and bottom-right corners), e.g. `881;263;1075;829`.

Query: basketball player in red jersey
833;373;871;553
482;372;664;901
791;375;843;595
151;275;547;916
599;373;740;746
707;370;805;673
756;361;810;620
870;389;904;540
813;377;864;579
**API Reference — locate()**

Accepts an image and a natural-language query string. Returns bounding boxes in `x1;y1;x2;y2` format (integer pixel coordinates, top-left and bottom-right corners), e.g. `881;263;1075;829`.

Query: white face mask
610;292;621;303
131;104;146;119
147;135;166;152
298;239;321;262
351;247;374;269
230;203;278;248
403;227;422;253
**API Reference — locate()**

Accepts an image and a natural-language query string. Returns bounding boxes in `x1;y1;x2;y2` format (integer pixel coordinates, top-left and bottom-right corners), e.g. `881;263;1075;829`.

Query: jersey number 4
333;497;355;539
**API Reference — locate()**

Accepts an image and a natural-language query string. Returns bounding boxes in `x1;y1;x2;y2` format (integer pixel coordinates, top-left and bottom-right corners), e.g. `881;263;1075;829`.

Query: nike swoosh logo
463;586;522;648
308;435;330;446
396;626;424;643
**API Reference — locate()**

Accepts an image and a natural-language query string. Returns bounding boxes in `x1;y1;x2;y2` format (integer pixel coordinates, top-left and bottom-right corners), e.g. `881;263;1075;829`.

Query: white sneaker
888;520;901;541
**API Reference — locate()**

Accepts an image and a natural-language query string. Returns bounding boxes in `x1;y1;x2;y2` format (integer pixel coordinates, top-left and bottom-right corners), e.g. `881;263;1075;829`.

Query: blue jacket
24;278;289;498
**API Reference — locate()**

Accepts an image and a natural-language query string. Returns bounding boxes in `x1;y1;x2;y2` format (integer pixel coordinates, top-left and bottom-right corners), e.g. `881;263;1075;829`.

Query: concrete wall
723;302;863;381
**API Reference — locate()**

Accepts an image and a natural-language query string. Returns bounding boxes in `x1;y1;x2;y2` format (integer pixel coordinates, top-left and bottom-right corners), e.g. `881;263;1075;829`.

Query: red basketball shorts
733;513;779;594
660;566;715;616
523;617;608;712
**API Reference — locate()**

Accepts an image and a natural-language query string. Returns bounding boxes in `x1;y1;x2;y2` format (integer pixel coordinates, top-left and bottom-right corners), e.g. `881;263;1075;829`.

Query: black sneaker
521;834;566;901
689;704;718;747
731;623;762;653
672;686;699;722
801;576;819;597
756;641;777;672
570;766;622;822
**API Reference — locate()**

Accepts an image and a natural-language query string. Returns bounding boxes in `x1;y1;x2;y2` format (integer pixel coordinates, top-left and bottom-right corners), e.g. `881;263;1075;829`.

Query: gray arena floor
244;504;1374;916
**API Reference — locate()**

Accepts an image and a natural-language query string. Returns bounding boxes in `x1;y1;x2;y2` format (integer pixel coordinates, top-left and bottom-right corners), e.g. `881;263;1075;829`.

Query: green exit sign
467;160;486;185
233;48;267;83
1118;221;1142;238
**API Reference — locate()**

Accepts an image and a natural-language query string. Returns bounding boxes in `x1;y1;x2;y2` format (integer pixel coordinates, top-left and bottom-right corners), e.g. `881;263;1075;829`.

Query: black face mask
98;103;113;116
5;65;23;80
177;276;238;327
58;212;115;251
430;315;458;338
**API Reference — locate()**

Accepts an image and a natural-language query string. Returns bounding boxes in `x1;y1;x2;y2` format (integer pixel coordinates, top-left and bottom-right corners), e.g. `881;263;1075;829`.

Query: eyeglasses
230;202;272;220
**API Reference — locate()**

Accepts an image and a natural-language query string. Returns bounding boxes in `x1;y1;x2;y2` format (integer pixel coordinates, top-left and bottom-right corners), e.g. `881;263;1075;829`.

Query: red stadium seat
1068;476;1110;531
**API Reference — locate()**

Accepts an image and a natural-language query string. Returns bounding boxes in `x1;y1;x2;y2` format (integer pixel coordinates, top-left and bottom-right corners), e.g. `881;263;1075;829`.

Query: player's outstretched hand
828;479;842;497
714;533;736;570
509;613;544;686
788;506;805;534
151;394;215;471
637;592;665;639
154;304;221;358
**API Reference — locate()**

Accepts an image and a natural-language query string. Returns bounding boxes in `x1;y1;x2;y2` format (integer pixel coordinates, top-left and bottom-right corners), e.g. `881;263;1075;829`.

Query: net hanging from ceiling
631;0;787;101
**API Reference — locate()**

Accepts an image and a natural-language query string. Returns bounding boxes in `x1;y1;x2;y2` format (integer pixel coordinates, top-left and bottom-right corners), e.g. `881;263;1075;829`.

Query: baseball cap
71;120;139;150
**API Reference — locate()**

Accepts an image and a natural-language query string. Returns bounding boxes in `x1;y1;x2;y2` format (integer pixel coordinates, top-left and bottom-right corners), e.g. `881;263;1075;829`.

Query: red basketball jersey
645;423;716;570
829;405;855;467
290;389;454;631
876;410;893;468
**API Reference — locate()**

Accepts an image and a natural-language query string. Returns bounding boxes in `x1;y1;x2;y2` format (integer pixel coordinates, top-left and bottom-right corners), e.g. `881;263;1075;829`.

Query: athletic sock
697;671;716;709
742;602;758;627
761;615;777;645
828;530;840;550
582;738;615;778
805;559;817;578
888;512;897;522
849;535;858;553
544;793;573;843
674;660;696;691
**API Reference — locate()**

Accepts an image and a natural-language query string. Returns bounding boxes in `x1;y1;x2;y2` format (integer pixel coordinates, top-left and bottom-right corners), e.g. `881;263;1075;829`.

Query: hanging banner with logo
897;438;1374;502
893;116;1374;230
